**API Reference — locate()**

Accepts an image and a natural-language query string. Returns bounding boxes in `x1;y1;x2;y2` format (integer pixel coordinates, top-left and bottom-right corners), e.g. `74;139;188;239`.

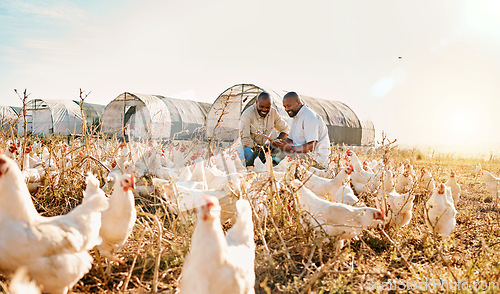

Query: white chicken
178;164;193;182
274;156;293;172
482;170;500;201
41;146;50;163
445;170;461;204
8;268;41;294
377;189;414;229
350;168;382;195
115;143;131;169
179;197;255;294
98;173;136;259
154;177;236;221
171;143;189;167
303;165;354;199
362;160;374;173
213;151;238;174
293;180;384;248
345;149;363;172
8;267;41;294
22;146;42;170
333;184;360;206
309;166;335;178
380;170;395;193
191;160;207;186
395;169;413;194
21;144;55;194
425;183;456;237
0;156;108;294
253;156;267;173
5;141;19;160
227;149;246;172
103;159;134;193
419;167;436;193
205;169;246;195
367;159;383;173
153;177;206;192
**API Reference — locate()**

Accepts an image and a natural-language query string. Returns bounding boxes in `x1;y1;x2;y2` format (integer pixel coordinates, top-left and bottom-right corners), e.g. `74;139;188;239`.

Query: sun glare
447;106;479;144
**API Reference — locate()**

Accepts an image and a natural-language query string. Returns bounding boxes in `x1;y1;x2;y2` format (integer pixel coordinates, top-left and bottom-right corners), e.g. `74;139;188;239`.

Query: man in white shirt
274;92;331;167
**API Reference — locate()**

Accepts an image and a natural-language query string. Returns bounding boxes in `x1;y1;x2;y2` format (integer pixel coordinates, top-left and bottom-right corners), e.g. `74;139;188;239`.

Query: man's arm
283;140;317;153
277;131;288;140
239;114;254;147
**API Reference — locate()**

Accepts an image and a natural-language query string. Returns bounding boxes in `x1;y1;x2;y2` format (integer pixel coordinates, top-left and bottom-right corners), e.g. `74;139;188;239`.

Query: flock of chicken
0;139;499;293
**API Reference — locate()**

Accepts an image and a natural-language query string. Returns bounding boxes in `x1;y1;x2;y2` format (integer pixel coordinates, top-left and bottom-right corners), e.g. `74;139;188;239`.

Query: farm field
0;134;499;294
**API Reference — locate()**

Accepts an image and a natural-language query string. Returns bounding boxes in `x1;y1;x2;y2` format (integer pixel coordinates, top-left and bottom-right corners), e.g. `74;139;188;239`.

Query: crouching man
238;92;290;168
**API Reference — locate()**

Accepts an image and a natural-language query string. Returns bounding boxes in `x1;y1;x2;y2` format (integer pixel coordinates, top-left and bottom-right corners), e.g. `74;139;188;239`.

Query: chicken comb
201;194;215;209
130;174;135;187
437;183;446;194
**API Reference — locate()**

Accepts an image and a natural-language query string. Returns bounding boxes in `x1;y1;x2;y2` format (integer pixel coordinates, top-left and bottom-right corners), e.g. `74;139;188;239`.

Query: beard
287;109;299;117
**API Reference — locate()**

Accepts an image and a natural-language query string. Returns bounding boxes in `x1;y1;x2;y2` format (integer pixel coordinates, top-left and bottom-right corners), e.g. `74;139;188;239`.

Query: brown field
0;134;499;294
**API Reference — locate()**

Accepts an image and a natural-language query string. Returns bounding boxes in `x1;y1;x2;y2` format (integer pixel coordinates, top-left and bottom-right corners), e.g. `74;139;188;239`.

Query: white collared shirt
289;105;330;166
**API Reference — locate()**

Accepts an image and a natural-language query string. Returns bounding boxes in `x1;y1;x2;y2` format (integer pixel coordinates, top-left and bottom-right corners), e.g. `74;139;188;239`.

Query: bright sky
1;0;499;155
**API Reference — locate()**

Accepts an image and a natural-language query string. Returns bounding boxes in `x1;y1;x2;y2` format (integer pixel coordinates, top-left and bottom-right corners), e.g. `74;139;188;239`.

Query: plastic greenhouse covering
0;106;18;131
73;101;106;132
17;99;84;136
101;92;210;140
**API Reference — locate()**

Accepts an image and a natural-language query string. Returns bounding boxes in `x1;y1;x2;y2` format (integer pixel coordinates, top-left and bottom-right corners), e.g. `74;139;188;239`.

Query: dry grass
1;133;500;293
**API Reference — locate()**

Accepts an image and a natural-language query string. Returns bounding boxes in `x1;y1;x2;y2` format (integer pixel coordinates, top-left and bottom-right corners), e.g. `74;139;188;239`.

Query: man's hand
273;139;295;152
272;139;285;149
283;142;295;152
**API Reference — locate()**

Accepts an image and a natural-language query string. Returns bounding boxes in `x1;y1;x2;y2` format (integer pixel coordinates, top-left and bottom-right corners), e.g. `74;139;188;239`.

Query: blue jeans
240;146;282;167
243;147;264;167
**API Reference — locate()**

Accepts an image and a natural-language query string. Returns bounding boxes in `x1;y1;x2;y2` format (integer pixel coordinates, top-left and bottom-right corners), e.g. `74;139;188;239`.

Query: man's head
283;92;303;117
256;92;272;117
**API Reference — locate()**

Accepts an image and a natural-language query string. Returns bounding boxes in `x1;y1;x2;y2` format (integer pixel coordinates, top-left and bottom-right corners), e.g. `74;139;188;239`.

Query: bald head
283;92;300;102
283;92;303;117
257;92;271;101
